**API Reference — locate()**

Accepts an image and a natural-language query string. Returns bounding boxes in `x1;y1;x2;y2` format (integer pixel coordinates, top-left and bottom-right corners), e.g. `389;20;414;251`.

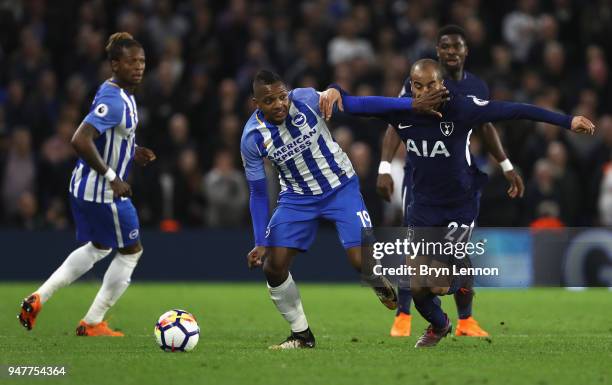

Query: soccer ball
154;309;200;352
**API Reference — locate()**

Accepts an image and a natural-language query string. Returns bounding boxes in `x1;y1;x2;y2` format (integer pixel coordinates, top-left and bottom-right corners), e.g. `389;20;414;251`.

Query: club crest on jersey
291;112;307;127
468;95;489;106
440;121;454;136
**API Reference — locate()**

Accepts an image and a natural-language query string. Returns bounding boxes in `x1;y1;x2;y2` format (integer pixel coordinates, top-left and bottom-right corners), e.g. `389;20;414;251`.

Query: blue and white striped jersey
69;80;138;203
241;88;355;198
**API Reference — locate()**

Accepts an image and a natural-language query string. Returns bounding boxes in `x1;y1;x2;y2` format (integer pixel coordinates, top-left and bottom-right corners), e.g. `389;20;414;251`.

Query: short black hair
437;25;467;43
106;32;142;61
252;69;283;93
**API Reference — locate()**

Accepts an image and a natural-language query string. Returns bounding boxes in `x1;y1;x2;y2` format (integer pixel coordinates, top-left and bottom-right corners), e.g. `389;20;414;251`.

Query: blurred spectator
502;0;538;62
333;126;354;154
523;158;562;225
406;18;438;62
527;14;559;65
38;119;76;209
13;191;42;230
161;147;205;226
546;141;579;224
43;196;69;230
146;0;189;56
328;17;375;66
598;164;612;226
1;128;36;220
159;113;196;172
27;69;60;142
4;80;28;129
203;149;248;227
9;27;49;90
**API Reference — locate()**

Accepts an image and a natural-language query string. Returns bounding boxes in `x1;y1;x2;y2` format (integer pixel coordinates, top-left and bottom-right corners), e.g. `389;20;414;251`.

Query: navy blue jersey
399;72;489;210
378;91;572;206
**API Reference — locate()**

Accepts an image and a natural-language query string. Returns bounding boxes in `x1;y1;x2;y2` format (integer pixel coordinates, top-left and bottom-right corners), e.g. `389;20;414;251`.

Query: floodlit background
2;0;612;230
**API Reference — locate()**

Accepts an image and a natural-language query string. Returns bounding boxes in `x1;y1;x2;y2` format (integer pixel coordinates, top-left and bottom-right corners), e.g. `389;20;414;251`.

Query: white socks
36;242;112;303
267;273;309;333
83;250;142;325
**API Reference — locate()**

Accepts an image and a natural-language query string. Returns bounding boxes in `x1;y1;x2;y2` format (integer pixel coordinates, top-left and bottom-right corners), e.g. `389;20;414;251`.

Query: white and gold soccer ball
154;309;200;352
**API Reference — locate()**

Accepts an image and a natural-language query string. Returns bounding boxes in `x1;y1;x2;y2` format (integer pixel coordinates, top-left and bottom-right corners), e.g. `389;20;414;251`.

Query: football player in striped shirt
241;70;448;349
18;32;155;336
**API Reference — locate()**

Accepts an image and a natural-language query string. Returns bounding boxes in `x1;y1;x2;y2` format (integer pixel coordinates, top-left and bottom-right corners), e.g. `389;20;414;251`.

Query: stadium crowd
1;0;611;231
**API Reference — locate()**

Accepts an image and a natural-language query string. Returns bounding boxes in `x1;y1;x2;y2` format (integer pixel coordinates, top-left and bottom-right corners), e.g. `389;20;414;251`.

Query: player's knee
85;242;112;263
263;258;286;276
115;249;142;270
118;242;143;255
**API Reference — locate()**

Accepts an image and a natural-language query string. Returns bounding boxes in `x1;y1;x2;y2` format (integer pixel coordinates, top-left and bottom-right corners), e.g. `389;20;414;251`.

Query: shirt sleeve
240;132;266;181
247;178;270;247
290;88;321;115
343;95;414;116
463;96;573;129
327;83;415;117
241;131;270;246
83;95;124;134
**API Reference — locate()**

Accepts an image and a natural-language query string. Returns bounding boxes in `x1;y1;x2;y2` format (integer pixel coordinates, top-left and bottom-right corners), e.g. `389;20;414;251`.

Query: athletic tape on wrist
500;159;514;172
378;161;392;175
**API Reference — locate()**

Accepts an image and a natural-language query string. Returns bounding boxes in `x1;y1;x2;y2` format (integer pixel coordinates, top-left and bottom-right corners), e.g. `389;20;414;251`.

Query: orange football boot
455;316;489;337
390;312;412;337
18;293;42;330
76;320;124;336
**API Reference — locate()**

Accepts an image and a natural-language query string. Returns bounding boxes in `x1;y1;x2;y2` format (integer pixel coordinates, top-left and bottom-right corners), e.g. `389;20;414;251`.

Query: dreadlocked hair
105;32;141;61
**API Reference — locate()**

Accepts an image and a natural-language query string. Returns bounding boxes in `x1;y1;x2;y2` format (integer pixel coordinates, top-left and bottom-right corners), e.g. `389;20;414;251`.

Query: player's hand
504;169;525;198
376;173;394;202
571;116;595;135
412;88;450;118
247;246;267;269
319;88;343;121
134;146;156;166
110;178;132;198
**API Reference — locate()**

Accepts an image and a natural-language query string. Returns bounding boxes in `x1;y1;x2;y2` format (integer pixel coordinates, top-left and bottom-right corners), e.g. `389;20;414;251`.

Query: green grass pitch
1;283;611;385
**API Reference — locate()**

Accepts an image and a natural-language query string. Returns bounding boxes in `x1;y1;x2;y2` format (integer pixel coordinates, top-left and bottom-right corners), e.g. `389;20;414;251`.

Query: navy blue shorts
266;177;371;251
402;170;480;228
70;196;140;249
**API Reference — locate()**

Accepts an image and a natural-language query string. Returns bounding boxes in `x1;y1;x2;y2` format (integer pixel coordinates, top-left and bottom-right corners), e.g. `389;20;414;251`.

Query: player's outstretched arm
377;126;402;202
467;97;595;134
71;122;132;197
320;85;449;120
